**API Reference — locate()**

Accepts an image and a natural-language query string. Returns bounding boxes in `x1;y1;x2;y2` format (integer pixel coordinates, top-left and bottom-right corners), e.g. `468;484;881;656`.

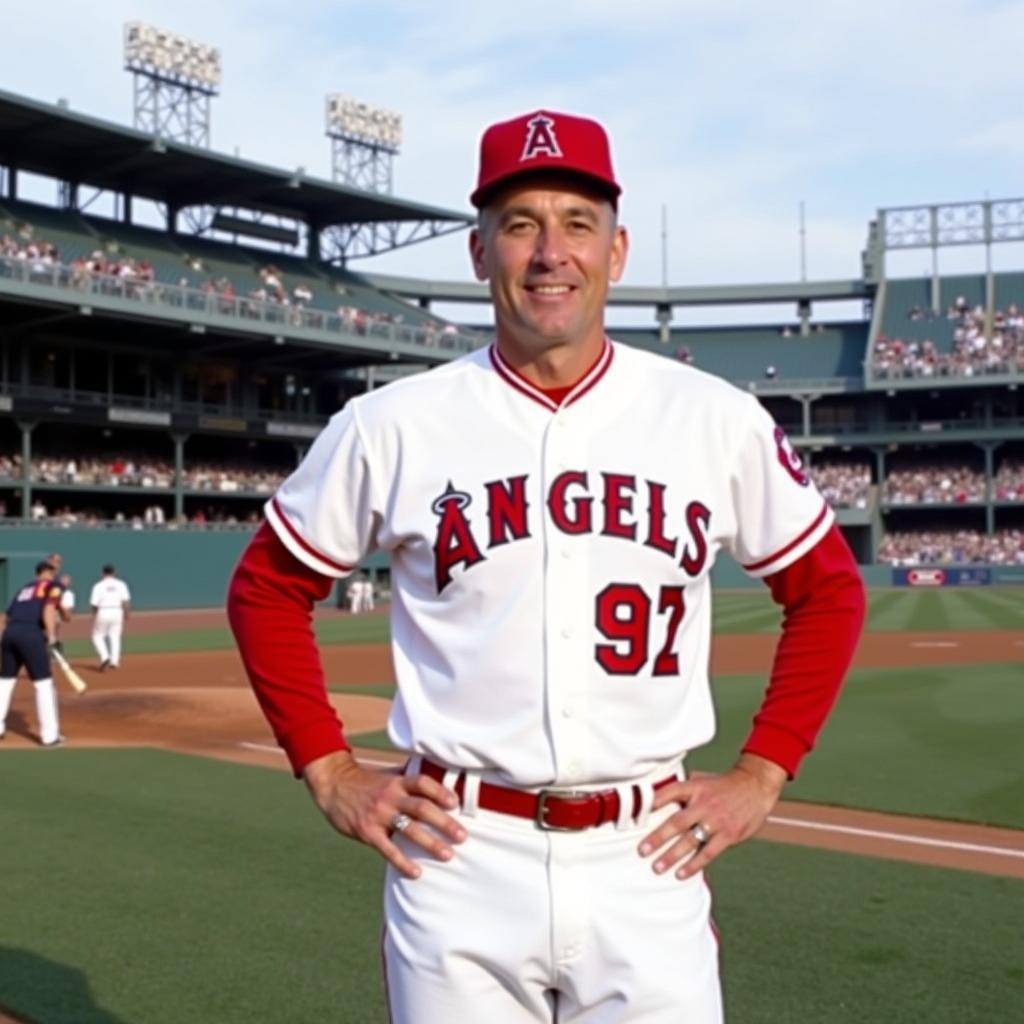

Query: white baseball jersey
90;578;131;616
60;588;75;613
267;340;832;788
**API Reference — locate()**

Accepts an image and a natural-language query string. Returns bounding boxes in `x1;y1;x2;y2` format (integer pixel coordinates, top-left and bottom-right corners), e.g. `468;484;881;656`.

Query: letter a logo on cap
521;115;562;162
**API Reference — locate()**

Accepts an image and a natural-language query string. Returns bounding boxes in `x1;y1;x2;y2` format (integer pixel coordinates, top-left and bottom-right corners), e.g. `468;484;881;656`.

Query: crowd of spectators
993;461;1024;501
883;464;987;504
877;530;1024;565
1;218;473;348
873;295;1024;378
71;250;157;296
1;231;60;273
0;453;289;493
9;450;1019;510
13;500;260;529
809;463;871;509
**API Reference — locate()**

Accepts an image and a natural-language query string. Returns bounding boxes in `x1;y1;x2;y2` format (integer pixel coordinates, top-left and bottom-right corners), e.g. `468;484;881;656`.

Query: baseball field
1;586;1022;1023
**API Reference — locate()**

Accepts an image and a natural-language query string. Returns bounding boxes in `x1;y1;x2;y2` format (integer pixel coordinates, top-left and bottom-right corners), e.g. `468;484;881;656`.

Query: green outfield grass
690;662;1024;829
62;613;391;659
0;750;1019;1024
711;584;1024;633
346;661;1024;829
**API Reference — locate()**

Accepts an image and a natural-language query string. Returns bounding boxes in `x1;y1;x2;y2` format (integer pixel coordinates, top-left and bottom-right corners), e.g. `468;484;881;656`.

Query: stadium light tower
326;95;402;193
124;21;221;148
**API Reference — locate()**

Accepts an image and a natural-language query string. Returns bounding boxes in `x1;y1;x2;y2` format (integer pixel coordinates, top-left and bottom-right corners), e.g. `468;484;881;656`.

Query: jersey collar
488;338;614;413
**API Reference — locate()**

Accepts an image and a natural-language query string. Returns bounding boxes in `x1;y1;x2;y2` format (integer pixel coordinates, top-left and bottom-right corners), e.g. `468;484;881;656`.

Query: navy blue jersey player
0;561;64;745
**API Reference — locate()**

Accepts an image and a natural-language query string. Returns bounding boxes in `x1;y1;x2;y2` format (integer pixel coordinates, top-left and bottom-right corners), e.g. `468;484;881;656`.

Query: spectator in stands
260;265;287;304
810;464;871;510
218;278;237;313
884;464;986;505
994;461;1024;501
764;364;777;380
1;215;477;357
877;295;1024;379
878;529;1024;566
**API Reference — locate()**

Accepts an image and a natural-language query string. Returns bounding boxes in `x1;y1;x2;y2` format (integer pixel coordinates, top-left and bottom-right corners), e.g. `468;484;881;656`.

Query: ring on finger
389;812;412;834
690;822;712;846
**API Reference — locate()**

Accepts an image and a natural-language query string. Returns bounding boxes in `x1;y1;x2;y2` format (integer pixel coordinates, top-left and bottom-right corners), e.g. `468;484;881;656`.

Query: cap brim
471;168;621;209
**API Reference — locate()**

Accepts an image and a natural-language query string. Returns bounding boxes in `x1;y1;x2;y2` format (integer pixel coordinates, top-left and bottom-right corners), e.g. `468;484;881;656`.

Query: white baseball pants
382;761;723;1023
0;675;61;744
92;611;125;666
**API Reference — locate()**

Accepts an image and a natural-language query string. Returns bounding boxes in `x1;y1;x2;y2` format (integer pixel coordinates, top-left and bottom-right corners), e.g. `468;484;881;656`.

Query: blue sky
2;0;1022;314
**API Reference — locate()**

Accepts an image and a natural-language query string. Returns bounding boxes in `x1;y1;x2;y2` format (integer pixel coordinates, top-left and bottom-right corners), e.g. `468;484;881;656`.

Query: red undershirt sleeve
741;523;866;778
227;520;351;776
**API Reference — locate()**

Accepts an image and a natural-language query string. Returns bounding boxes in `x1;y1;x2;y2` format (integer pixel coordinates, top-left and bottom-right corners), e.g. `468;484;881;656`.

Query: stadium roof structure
0;89;472;259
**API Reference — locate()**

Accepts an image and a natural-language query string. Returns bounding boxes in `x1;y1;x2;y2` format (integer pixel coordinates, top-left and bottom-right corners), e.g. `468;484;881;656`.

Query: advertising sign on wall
893;567;992;587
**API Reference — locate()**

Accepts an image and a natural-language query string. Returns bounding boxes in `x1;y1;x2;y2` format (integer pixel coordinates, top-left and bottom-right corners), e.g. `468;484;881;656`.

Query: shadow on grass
0;948;129;1024
3;709;35;742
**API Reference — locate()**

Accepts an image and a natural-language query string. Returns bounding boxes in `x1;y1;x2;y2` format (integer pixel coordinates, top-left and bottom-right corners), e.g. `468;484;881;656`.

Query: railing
868;364;1024;384
808;416;1023;436
0;381;327;424
0;473;281;498
0;254;485;355
737;375;861;394
0;516;257;531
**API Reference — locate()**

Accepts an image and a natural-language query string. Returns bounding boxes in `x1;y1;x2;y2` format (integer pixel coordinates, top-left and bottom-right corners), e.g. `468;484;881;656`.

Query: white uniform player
229;109;864;1024
346;574;362;614
268;344;832;785
89;566;131;670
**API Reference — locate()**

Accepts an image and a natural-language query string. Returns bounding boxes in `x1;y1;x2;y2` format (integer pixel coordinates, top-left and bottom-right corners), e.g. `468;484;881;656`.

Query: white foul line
236;743;1023;861
237;741;398;769
767;814;1024;860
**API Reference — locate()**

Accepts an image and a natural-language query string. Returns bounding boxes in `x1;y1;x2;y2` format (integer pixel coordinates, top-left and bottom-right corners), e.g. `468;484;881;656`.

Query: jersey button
561;705;575;718
560;626;572;638
560;547;571;560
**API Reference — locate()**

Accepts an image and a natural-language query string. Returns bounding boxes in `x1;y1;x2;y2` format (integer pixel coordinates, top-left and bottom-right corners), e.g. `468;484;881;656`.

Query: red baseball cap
470;109;621;209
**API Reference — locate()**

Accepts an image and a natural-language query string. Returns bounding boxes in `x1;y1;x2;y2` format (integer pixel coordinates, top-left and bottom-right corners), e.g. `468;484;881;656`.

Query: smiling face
469;175;628;383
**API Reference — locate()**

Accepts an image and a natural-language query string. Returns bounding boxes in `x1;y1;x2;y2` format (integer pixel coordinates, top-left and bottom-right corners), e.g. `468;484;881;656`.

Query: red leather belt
420;758;677;832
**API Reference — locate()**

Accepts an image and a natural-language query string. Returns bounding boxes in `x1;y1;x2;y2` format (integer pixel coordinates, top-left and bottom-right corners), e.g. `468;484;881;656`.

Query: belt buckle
535;788;589;832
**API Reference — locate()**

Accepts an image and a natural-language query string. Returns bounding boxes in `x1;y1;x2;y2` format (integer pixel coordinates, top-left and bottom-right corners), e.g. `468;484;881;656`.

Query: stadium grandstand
1;84;1022;606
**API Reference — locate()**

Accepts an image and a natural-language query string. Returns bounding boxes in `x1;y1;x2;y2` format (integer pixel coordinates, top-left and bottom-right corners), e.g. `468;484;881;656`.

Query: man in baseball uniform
90;565;131;670
0;561;64;745
228;109;865;1022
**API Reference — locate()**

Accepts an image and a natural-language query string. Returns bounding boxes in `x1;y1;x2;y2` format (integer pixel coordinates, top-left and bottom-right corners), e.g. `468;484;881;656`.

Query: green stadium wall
0;529;252;610
0;529;394;609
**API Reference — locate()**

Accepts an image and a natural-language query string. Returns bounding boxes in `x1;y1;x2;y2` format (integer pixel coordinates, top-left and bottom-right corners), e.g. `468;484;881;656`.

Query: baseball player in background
346;573;362;614
228;109;865;1022
89;565;131;671
357;575;374;613
0;561;65;745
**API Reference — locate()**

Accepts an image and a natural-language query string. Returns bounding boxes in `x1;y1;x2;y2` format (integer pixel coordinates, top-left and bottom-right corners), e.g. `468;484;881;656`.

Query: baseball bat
51;647;88;695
